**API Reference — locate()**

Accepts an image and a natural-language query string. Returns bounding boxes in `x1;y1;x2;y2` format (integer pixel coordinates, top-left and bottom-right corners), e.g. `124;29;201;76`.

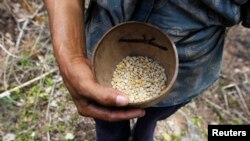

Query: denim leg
132;103;187;141
95;119;131;141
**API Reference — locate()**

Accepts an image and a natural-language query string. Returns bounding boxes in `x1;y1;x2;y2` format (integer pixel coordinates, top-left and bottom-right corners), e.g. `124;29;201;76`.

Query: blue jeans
94;102;187;141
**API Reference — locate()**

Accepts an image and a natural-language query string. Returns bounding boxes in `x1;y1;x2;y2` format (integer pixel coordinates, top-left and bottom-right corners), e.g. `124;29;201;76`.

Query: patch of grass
191;115;207;139
192;115;203;128
161;133;183;141
0;89;21;109
1;97;15;109
231;117;243;124
17;56;34;67
44;76;54;87
0;74;62;140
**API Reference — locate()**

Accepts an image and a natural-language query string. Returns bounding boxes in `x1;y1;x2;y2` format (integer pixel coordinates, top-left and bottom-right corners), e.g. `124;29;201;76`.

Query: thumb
86;83;129;106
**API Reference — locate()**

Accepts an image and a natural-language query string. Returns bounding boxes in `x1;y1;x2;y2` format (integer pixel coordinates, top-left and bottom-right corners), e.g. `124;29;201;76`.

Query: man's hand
61;56;145;121
44;0;145;121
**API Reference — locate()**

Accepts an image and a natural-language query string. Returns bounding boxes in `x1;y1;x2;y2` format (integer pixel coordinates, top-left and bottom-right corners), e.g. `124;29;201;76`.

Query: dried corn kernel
111;56;167;103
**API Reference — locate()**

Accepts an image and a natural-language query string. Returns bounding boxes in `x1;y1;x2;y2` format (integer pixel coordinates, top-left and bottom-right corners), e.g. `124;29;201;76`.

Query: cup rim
92;21;179;108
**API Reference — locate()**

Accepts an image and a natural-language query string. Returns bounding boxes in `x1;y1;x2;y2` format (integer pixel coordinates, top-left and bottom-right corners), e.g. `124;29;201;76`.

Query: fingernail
116;95;128;106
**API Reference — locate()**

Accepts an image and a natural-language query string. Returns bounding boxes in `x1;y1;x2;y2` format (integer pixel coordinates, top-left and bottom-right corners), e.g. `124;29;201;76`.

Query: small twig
242;83;250;97
20;0;35;13
223;91;229;111
46;108;52;141
0;69;57;99
47;131;51;141
222;82;250;117
222;83;236;90
235;85;250;117
13;70;22;85
2;0;13;16
0;91;10;99
20;124;37;134
0;43;19;58
46;84;56;120
15;19;29;49
45;83;56;141
32;69;48;111
242;74;249;97
223;57;236;74
243;73;249;84
202;97;250;123
31;25;44;53
15;3;44;49
221;83;230;110
14;2;44;22
3;54;11;89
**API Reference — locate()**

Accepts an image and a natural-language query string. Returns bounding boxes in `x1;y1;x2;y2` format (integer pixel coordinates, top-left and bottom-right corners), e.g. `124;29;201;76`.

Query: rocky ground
0;1;249;141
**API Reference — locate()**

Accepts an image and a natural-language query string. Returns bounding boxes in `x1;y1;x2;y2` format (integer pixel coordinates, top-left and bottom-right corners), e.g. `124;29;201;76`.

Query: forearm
44;0;86;65
43;0;144;121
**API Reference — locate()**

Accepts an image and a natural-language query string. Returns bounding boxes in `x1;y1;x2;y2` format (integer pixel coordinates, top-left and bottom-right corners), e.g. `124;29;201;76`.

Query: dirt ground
0;1;250;141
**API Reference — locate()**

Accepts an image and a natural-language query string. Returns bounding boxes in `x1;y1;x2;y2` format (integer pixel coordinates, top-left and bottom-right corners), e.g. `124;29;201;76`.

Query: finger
66;84;144;121
75;100;145;121
84;83;129;106
76;101;145;121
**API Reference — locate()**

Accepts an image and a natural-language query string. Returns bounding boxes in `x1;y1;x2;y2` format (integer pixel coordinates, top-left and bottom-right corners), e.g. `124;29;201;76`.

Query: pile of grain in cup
111;56;167;103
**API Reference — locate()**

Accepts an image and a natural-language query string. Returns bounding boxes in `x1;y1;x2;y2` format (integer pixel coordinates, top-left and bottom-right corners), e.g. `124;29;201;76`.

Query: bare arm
44;0;145;121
